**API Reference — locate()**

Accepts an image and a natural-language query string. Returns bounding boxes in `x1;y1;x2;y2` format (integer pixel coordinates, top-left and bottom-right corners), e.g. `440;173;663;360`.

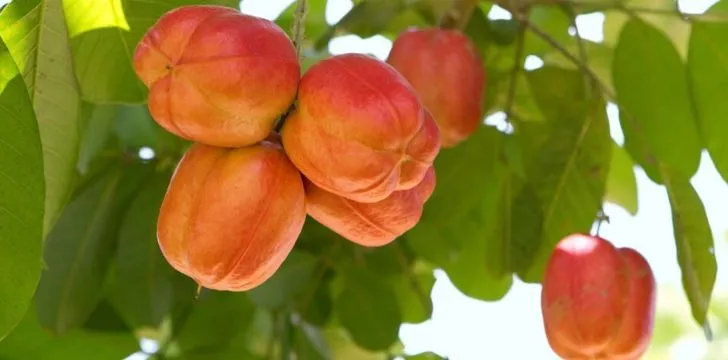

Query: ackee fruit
157;140;306;291
306;166;436;247
387;28;485;148
541;234;656;360
281;53;441;203
133;5;300;148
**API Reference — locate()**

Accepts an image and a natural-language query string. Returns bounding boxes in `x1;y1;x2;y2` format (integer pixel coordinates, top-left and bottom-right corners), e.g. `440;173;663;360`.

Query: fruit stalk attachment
439;0;480;30
291;0;308;59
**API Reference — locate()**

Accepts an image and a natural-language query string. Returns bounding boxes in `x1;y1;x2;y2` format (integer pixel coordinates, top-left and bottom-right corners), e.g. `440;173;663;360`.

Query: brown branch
567;0;728;23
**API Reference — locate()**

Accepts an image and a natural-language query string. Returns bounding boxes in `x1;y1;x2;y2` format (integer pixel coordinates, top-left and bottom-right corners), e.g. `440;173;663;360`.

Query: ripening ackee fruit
305;166;436;247
156;140;306;292
133;5;300;148
281;53;441;204
387;28;485;148
541;233;656;360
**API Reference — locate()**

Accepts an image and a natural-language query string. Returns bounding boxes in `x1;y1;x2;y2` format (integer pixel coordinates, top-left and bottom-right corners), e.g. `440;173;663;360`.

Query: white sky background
0;0;725;358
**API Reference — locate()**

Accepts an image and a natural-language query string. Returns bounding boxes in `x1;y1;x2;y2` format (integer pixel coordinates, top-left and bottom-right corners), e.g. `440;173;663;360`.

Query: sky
0;0;725;358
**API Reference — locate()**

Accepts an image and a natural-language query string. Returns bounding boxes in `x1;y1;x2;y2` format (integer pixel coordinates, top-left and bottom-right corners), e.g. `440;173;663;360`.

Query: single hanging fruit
157;139;306;291
387;28;485;148
541;234;656;360
306;166;436;247
281;53;441;203
133;5;300;148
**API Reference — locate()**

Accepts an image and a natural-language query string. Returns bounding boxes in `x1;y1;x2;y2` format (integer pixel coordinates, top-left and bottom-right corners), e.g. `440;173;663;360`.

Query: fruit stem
291;0;308;59
439;0;479;30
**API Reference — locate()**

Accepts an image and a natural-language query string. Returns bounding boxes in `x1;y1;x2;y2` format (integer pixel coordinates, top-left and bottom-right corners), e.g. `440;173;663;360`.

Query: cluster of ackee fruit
132;5;485;293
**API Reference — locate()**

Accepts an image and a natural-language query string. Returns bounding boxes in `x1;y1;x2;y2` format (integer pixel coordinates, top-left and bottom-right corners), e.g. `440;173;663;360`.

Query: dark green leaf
107;170;181;332
335;268;401;351
604;141;638;215
82;299;131;333
296;274;334;327
76;102;117;175
35;163;153;334
612;18;701;182
0;0;82;235
687;0;728;184
63;0;239;103
115;104;186;155
0;307;139;359
248;251;318;310
173;291;256;354
294;321;332;360
663;169;717;336
0;36;44;341
517;66;612;282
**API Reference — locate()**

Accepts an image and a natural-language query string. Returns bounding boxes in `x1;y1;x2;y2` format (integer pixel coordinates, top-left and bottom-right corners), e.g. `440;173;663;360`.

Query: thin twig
394;243;430;315
291;0;308;59
562;3;592;99
517;15;616;101
568;0;728;22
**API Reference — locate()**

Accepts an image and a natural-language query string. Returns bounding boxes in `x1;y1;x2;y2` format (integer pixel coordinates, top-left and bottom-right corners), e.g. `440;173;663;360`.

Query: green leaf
603;0;691;59
0;307;139;359
323;327;387;360
294;321;332;360
406;352;446;360
509;182;543;274
687;0;728;184
248;251;318;310
62;0;239;103
76;102;117;175
35;162;153;334
115;104;187;154
391;262;434;324
173;291;256;355
517;66;612;283
407;126;514;300
540;40;615;96
612;18;701;183
604;141;638;215
107;170;180;333
82;299;131;333
0;36;45;341
0;0;83;235
296;271;334;327
663;169;717;336
335;268;402;351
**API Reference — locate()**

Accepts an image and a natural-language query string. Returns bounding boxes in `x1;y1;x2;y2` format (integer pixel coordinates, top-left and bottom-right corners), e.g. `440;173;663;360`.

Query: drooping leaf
0;36;45;341
663;169;717;337
0;307;139;359
35;162;154;334
406;126;514;300
62;0;240;103
612;18;701;183
323;326;387;360
517;66;612;283
390;261;435;324
248;251;319;310
76;102;117;175
82;299;131;333
604;141;638;215
107;170;181;333
172;291;256;355
0;0;82;235
335;268;402;351
687;0;728;184
296;274;334;327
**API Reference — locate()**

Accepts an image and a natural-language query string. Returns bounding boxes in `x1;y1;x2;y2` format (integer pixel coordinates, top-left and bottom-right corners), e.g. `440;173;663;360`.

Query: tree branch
291;0;308;59
567;0;728;23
